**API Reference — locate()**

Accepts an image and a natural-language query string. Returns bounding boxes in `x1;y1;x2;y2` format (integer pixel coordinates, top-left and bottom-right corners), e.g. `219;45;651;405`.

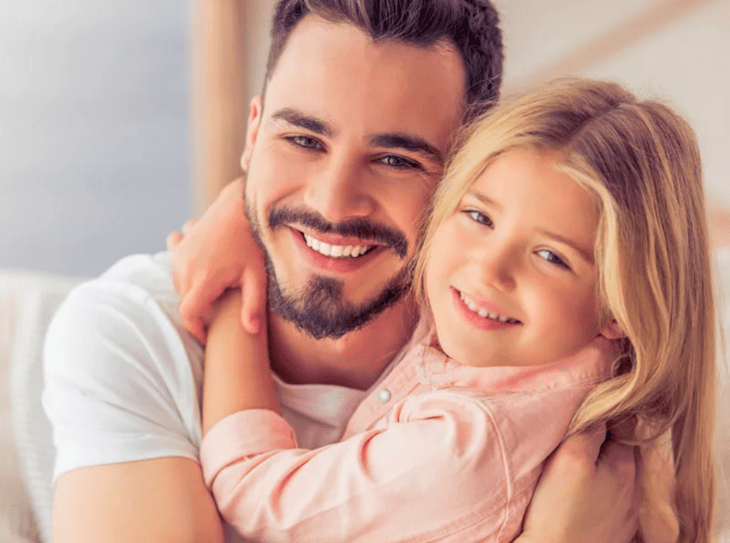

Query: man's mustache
268;206;408;259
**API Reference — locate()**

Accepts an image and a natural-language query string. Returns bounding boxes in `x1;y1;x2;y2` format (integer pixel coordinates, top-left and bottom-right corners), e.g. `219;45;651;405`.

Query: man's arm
515;424;639;543
53;458;224;543
43;274;226;542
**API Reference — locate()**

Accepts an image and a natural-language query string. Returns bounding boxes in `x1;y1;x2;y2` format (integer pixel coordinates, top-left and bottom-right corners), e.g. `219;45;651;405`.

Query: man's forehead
269;15;464;80
262;16;466;152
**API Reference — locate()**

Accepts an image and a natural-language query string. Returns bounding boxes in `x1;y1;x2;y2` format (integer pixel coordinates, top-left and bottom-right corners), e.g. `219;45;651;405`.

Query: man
44;1;638;541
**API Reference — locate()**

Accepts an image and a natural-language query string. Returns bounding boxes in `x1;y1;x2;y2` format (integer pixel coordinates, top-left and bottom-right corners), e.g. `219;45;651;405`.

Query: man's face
242;16;466;339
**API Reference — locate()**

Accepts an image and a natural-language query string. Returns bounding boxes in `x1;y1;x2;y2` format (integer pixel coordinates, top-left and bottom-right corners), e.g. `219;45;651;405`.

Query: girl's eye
379;155;420;170
464;210;493;227
536;249;570;270
287;135;324;151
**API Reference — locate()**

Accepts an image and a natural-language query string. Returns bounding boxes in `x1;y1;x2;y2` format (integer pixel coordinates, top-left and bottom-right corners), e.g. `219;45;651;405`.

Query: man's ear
240;95;263;172
599;319;625;340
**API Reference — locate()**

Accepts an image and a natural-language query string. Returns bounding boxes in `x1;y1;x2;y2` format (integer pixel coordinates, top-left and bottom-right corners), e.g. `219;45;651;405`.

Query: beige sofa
2;261;729;543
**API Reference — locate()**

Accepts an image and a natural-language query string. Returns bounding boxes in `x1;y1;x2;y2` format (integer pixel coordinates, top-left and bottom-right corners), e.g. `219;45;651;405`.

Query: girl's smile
452;287;522;330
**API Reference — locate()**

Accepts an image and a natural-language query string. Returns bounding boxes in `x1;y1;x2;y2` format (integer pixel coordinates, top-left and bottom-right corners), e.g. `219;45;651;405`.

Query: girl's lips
451;287;522;331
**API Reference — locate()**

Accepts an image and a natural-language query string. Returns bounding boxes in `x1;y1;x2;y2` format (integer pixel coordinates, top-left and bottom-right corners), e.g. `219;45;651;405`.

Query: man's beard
245;202;413;340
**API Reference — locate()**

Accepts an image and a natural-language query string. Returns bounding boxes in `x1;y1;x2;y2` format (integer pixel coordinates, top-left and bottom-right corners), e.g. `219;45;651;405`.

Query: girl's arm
200;383;528;541
202;288;279;437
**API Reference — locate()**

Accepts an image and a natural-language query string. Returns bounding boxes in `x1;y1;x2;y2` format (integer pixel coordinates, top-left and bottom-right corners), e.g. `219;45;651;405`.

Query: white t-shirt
42;251;380;491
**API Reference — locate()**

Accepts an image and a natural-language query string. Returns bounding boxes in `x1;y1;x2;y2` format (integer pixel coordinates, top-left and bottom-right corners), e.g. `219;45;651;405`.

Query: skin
240;16;465;390
426;148;623;368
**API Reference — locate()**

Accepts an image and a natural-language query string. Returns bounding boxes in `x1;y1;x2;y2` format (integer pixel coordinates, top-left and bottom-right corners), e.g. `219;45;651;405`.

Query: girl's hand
167;178;267;342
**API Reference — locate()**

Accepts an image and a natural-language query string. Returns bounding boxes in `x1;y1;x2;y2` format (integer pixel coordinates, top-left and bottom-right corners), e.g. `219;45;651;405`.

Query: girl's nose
472;241;518;292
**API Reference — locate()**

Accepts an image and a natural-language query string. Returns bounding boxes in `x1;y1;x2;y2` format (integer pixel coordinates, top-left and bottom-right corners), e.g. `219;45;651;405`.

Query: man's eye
465;210;493;227
287;135;323;150
536;249;570;270
380;155;419;170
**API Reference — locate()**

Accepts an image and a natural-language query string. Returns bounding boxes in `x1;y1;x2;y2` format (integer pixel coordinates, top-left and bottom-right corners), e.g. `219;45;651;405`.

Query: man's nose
303;155;376;222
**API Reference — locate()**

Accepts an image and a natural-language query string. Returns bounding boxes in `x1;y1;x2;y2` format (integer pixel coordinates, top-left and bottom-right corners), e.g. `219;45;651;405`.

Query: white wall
496;0;730;208
0;0;192;276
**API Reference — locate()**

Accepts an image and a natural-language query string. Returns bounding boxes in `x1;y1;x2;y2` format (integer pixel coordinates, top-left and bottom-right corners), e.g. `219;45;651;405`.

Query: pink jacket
200;331;616;542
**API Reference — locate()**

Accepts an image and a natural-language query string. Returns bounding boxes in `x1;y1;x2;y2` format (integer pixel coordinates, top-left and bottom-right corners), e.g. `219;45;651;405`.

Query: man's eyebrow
269;108;336;138
369;134;444;167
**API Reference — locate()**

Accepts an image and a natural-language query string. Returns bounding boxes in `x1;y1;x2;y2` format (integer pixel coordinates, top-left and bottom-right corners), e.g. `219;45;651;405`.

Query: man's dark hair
264;0;504;119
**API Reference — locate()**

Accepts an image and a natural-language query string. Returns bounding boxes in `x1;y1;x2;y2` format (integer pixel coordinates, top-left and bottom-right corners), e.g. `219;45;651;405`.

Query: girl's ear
600;319;625;340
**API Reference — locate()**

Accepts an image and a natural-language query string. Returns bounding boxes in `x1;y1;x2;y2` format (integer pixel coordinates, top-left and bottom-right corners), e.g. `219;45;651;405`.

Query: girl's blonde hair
414;78;716;542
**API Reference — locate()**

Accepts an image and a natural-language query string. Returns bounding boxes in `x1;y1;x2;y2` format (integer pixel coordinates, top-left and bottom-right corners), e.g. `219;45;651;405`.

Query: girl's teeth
459;291;515;323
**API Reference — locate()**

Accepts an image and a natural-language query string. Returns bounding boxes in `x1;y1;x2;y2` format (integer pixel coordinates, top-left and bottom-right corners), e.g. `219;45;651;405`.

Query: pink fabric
200;330;616;543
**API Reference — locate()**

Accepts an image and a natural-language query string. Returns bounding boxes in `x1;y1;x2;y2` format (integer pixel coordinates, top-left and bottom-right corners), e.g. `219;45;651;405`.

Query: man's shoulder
98;251;177;304
42;252;206;481
62;251;180;327
46;251;202;381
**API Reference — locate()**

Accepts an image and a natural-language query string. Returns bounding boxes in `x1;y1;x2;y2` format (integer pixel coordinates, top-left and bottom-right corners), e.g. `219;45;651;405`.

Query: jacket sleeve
200;390;523;542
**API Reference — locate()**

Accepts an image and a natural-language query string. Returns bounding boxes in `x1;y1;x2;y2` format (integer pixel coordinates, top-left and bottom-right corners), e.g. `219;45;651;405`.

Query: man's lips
290;227;387;273
298;229;380;258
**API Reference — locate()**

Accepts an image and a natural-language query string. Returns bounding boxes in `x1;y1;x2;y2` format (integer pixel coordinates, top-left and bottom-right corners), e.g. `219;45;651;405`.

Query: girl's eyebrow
465;190;502;212
536;228;593;263
465;190;593;263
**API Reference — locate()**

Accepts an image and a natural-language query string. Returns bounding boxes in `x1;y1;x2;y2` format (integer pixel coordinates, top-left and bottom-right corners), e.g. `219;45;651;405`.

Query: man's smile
301;230;378;259
268;207;409;260
290;226;388;274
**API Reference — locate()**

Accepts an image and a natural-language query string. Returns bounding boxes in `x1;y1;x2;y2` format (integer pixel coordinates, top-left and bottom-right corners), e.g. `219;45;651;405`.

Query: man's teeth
304;233;373;258
459;291;519;324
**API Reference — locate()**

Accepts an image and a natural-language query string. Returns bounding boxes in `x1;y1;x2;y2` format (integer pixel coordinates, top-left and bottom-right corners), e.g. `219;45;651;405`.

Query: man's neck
267;296;420;391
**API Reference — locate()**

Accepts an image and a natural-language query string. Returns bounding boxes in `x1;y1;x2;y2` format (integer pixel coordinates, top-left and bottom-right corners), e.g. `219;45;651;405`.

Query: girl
200;79;716;542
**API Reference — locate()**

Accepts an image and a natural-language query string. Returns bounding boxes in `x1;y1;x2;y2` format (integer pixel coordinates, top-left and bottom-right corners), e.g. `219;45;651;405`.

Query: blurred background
1;0;728;277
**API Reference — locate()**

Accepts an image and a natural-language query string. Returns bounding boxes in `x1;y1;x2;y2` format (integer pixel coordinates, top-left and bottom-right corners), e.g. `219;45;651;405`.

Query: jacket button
377;389;391;403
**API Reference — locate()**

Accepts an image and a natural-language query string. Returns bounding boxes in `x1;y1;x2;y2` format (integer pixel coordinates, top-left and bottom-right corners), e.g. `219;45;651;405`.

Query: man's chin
267;269;412;340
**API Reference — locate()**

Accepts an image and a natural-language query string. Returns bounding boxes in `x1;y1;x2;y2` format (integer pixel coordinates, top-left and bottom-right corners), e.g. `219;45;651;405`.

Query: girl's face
426;147;613;368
